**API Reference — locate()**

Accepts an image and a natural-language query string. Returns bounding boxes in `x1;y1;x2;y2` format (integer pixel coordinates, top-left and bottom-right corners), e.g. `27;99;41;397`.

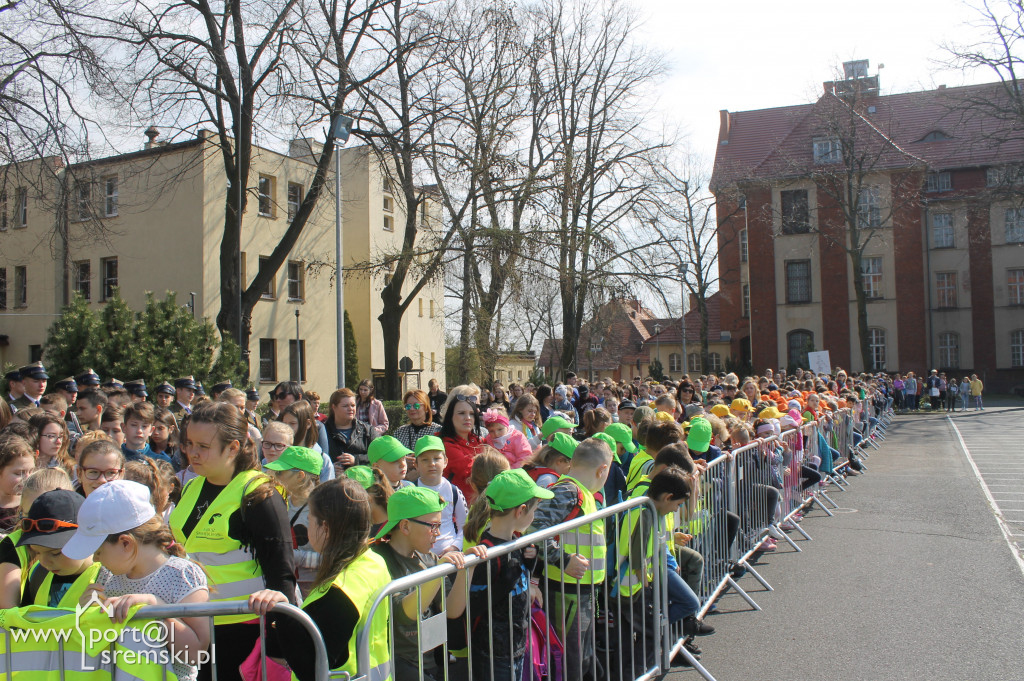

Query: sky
634;0;998;163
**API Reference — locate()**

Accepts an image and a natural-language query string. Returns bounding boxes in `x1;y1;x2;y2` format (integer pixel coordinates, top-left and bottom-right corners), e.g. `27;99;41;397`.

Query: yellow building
0;131;445;396
492;351;538;385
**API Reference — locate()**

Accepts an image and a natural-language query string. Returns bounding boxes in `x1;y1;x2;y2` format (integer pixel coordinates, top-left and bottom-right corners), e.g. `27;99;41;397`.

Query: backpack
526;467;559;486
528;605;564;681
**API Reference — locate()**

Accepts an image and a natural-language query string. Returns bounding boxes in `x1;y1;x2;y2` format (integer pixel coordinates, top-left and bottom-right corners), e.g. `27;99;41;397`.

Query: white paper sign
807;351;831;376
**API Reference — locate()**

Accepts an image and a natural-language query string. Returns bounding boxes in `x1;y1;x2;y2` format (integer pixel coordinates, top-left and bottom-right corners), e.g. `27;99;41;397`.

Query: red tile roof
642;293;722;345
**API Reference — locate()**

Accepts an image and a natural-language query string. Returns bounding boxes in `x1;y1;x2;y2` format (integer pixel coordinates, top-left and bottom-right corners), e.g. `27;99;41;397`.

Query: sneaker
684;638;702;657
758;539;777;552
768;526;785;540
779;522;797;532
683;615;716;636
729;564;747;579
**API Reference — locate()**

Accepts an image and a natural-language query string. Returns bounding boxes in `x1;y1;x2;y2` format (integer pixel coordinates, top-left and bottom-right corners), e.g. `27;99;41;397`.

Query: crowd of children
0;361;890;681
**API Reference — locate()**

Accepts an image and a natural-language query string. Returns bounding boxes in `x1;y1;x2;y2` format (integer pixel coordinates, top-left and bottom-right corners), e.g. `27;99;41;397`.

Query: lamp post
680;263;688;377
654;323;662;377
295;308;302;383
330;115;353;389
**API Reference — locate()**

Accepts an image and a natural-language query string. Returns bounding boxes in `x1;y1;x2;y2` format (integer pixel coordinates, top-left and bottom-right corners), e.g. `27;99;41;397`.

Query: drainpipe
923;201;933;372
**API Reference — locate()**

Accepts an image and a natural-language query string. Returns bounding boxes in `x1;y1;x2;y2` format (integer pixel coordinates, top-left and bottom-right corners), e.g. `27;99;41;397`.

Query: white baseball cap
62;480;157;560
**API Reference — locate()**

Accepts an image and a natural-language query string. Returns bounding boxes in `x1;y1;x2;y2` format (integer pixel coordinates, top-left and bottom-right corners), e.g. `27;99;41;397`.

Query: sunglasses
81;466;124;481
21;517;78;533
404;403;423;410
455;395;479;404
407;518;442;533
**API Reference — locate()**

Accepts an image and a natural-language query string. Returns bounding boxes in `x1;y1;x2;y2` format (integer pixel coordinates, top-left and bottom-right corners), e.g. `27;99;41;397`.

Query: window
813;137;841;164
938;332;960;368
857;186;881;228
785;260;812;303
259;256;275;299
932;213;954;248
1012;329;1024;368
861;256;882;299
14;188;26;227
708;352;722;373
259;339;277;382
590;338;603;352
869;328;886;371
742;283;750;318
739;228;748;262
14;266;26;307
780;189;809;234
687;353;701;373
104;177;118;217
29;345;42;363
288;339;306;382
258;175;275;217
987;167;1002;187
936;272;957;309
100;257;118;301
287;261;304;301
1009;269;1024;306
287;182;302;222
987;166;1020;187
926;172;951;192
418;298;424;317
429;299;435;318
74;261;91;301
431;352;436;371
383;194;394;212
76;182;90;221
788;329;813;369
0;268;6;310
1006;208;1024;243
920;130;952;143
419;352;424;370
668;353;682;373
383;215;394;232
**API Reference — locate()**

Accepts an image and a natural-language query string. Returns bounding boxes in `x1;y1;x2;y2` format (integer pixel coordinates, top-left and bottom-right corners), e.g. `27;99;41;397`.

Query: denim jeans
666;569;700;623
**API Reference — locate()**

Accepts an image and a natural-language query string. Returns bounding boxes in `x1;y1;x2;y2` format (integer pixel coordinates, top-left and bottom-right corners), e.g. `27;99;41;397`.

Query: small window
936;272;957;309
287;261;304;301
861;256;882;299
786;260;812;304
1012;329;1024;368
1008;269;1024;306
259;256;276;299
104;176;118;217
668;353;681;373
14;188;26;228
74;260;91;301
813;137;841;164
932;213;954;249
920;130;952;143
687;353;701;373
986;166;1019;187
926;172;951;193
259;338;277;382
419;351;425;370
76;182;90;221
289;339;306;382
869;328;886;370
258;175;275;217
430;352;436;371
742;283;750;318
287;182;302;222
708;352;722;373
781;190;809;234
100;257;118;301
938;332;960;369
1006;208;1024;243
590;339;603;352
29;345;42;363
14;265;27;307
0;268;6;310
429;299;435;318
383;215;394;232
788;329;813;369
383;194;394;212
418;298;423;317
857;186;881;228
739;228;748;262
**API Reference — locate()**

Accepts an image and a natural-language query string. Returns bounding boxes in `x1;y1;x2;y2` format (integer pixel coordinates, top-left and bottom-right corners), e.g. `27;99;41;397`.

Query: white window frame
742;283;750;318
926;172;951;192
287;182;302;222
931;213;954;249
383;194;394;212
857;186;881;228
1012;329;1024;368
100;257;118;301
1006;208;1024;243
708;352;722;373
383;215;394;232
868;327;886;371
76;182;90;221
861;256;882;299
258;175;274;217
287;261;304;301
936;272;957;309
14;265;26;307
15;187;27;227
104;176;118;217
739;228;748;262
786;260;812;304
668;353;681;373
938;332;960;369
1009;269;1024;306
687;353;701;373
259;256;276;299
74;260;91;301
813;137;841;164
259;338;277;382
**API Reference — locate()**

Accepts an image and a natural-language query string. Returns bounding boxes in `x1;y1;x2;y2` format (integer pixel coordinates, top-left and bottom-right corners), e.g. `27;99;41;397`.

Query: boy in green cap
523;432;577;488
468;469;552;681
539;415;574;441
411;435;467;555
368;435;412;491
265;446;323;597
372;486;484;680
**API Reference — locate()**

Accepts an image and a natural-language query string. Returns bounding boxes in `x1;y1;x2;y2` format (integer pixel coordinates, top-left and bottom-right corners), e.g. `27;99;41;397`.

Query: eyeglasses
21;517;78;533
261;442;288;452
81;467;124;481
455;395;479;404
40;433;64;442
407;518;442;533
404;403;423;411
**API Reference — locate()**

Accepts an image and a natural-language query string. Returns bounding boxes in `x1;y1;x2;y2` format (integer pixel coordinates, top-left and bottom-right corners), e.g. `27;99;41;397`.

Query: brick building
712;62;1024;392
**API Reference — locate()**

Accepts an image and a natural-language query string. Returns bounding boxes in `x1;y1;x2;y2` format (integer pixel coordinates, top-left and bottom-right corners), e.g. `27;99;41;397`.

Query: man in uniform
14;363;48;409
154;382;175;409
75;369;101;388
244;387;261;431
101;378;124;390
4;370;24;409
210;381;232;401
170;376;196;418
53;377;83;435
125;379;148;403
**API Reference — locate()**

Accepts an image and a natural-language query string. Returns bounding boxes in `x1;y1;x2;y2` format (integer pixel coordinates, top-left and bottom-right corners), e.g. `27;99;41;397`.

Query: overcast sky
635;0;997;162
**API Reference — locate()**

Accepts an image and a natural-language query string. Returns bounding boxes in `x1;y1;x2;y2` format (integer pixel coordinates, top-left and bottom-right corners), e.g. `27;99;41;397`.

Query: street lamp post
680;263;688;378
295;308;302;383
330;115;353;389
654;323;662;377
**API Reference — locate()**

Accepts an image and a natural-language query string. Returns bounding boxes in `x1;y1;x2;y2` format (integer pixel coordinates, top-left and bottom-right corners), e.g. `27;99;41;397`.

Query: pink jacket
360;398;390;436
486;428;533;469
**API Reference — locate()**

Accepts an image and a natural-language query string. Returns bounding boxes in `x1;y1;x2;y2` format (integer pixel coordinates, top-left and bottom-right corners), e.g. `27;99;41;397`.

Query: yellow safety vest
34;563;102;609
626;449;652;494
544;475;606;585
298;550;392;681
169;470;267;624
1;530;32;598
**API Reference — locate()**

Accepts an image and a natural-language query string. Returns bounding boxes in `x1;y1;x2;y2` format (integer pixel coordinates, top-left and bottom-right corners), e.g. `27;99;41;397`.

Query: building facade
712;64;1024;391
0;131;444;396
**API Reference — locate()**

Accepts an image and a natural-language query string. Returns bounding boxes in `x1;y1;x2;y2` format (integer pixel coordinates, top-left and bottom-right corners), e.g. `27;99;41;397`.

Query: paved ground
668;403;1024;681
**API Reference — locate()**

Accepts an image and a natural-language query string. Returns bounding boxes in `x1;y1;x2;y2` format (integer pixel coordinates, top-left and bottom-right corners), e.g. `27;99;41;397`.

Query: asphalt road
668;405;1024;681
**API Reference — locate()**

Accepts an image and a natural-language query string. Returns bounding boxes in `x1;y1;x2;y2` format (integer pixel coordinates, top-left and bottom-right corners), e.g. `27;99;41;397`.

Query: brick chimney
718;110;731;145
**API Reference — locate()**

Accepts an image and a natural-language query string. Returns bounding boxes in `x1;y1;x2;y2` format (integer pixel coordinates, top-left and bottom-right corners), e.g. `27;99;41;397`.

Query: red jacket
443;433;482;501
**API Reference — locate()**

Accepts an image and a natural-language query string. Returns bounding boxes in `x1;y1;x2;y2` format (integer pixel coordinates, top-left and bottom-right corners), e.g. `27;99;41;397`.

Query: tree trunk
379;300;403;399
698;296;710;373
849;248;872;371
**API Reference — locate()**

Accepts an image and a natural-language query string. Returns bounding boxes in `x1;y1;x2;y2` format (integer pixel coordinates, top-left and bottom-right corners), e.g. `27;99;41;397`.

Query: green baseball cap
549;432;578;459
604;423;638;453
485;469;554;511
686;417;713;454
374;486;446;539
540;416;574;439
368;435;412;464
414;435;446;458
346;465;376;490
264;446;323;475
590;433;621;464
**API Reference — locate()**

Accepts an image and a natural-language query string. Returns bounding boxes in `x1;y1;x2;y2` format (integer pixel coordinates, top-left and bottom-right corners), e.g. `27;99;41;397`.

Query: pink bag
239;638;292;681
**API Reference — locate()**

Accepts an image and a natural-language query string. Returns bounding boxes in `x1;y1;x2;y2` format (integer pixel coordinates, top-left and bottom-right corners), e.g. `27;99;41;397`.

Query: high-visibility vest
544;476;606;585
625;449;652;493
169;470;267;625
298;550;392;681
1;530;32;598
615;504;654;597
34;563;102;608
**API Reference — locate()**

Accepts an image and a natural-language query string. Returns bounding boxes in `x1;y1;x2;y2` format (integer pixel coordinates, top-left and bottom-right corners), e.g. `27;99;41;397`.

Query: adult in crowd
355;379;389;436
439;389;483;501
676;379;699;407
427;379;448;420
394;389;442;449
536;384;554;421
325;388;377;472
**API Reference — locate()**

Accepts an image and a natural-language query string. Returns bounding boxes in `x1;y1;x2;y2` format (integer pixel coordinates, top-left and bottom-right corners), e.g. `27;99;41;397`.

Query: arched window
938;332;960;369
687;353;701;373
869;327;887;371
1012;329;1024;368
787;329;813;369
668;353;682;373
708;353;722;373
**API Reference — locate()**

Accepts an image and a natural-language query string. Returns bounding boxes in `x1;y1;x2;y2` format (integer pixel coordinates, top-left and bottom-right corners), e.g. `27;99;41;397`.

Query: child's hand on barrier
565;553;589;578
104;593;160;623
673;532;693;547
523;544;538;559
467;545;488;561
694;459;708;472
248;589;288;617
440;551;469;569
80;583;105;607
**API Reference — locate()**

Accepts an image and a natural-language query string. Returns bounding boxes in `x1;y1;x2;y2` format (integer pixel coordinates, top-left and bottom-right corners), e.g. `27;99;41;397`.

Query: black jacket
325;417;377;467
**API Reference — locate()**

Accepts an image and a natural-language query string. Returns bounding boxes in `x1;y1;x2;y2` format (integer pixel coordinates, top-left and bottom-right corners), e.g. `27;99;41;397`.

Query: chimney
289;138;323;163
144;126;160;150
718;110;731;145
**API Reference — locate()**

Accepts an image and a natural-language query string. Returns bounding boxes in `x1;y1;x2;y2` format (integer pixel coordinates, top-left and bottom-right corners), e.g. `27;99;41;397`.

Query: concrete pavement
669;406;1024;681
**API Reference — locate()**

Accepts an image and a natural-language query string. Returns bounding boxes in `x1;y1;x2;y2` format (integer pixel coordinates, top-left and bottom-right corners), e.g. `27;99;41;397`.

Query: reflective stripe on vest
615;505;652;597
544;475;606;585
34;563;102;608
625;451;652;493
169;470;267;624
298;550;392;681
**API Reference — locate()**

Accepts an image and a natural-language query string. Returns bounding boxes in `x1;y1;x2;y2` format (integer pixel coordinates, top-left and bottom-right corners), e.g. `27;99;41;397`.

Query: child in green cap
521;432;576;488
467;469;552;681
410;436;467;555
265;446;324;597
367;435;413;491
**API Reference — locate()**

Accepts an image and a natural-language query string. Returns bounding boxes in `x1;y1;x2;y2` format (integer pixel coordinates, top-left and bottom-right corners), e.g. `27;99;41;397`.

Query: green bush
382;400;405;435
